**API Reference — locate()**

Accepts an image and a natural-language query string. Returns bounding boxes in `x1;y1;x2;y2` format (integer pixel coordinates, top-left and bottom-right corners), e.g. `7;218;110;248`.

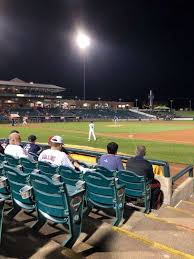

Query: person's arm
116;157;124;171
62;153;75;169
146;163;154;180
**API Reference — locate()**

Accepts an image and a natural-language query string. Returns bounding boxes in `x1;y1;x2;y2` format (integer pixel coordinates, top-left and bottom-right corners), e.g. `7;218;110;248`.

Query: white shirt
4;144;29;159
38;149;74;168
89;123;95;131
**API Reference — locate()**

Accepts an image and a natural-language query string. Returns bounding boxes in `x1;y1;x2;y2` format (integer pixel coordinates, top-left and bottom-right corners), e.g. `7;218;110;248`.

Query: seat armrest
116;183;125;190
68;188;85;198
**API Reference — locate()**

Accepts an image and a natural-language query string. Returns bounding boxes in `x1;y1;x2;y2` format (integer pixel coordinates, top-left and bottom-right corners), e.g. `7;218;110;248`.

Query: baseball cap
49;135;64;144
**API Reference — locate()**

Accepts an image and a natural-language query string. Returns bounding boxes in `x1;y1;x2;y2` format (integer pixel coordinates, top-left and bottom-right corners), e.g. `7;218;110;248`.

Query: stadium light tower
76;31;91;101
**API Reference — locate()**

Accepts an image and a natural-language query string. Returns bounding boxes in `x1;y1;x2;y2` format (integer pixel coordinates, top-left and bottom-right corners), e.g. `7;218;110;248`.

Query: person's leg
150;179;161;209
88;130;91;141
92;131;96;141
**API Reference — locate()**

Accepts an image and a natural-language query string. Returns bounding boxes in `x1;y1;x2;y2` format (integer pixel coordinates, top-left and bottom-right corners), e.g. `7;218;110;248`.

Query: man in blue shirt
98;142;123;171
24;135;41;155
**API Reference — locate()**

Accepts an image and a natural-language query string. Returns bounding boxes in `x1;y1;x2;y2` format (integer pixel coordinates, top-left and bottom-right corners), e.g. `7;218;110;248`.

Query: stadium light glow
75;31;91;100
76;32;90;50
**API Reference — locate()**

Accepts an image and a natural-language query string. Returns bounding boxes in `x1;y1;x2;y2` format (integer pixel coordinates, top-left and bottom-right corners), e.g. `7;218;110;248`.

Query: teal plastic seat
4;165;35;218
95;165;116;177
84;170;125;226
30;172;85;248
0;154;5;164
38;161;58;178
118;170;151;213
20;157;37;174
0;154;5;177
58;165;82;186
5;154;20;167
0;198;4;244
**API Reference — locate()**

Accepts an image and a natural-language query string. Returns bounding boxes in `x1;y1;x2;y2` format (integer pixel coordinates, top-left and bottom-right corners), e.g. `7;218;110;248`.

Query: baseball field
1;120;194;165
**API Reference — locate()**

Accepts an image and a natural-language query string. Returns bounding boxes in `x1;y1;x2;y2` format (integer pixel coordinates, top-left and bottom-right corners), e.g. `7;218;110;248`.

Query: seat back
58;165;81;186
30;172;69;221
0;198;4;243
118;170;146;198
38;161;58;178
95;165;115;177
4;165;34;209
20;157;37;174
5;154;20;167
0;153;5;164
84;170;116;206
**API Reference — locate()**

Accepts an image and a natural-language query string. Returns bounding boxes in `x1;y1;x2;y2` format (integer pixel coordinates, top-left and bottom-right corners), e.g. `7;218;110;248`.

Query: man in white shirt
38;135;82;170
88;121;96;141
4;133;30;159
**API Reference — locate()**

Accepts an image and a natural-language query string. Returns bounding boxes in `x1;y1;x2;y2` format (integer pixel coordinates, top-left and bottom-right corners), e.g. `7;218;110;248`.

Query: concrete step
188;195;194;203
148;206;194;230
122;213;194;256
2;212;183;259
176;200;194;214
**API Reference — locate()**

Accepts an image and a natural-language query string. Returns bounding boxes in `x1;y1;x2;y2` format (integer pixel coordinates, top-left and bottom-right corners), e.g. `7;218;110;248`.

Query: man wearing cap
4;132;31;159
24;135;41;155
38;135;81;169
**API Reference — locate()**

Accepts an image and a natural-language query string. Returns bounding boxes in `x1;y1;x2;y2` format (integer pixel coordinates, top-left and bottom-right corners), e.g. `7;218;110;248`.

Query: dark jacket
126;156;154;181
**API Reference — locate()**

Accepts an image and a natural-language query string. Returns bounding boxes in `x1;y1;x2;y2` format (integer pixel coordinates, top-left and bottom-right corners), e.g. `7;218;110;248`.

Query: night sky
0;0;192;103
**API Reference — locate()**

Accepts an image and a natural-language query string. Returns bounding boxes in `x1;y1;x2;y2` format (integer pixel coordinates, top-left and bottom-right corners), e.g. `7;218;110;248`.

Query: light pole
76;32;90;101
135;99;138;108
170;100;173;111
189;99;192;111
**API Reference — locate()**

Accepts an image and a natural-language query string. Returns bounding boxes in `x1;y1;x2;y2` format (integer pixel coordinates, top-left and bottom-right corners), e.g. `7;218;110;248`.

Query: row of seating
0;154;151;248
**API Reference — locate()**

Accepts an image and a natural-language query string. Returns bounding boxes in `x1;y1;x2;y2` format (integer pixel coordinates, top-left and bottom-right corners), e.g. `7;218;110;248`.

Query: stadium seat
4;165;35;218
29;152;39;161
118;170;151;213
30;172;85;247
5;154;20;167
38;161;58;178
0;198;4;244
83;170;125;226
20;157;37;174
58;165;82;186
94;165;116;177
0;153;5;164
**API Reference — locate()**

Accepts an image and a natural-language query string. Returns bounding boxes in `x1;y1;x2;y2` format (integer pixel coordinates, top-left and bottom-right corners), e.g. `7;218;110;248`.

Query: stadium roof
0;78;65;93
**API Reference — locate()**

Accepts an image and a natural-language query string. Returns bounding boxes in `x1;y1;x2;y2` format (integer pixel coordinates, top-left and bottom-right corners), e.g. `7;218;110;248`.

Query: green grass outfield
1;121;194;164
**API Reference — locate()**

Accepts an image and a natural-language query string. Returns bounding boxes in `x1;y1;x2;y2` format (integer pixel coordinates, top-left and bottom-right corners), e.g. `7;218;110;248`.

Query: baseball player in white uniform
88;121;96;141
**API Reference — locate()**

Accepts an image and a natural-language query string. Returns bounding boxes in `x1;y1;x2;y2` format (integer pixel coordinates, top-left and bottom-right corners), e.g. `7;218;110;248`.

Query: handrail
172;165;193;184
0;139;171;177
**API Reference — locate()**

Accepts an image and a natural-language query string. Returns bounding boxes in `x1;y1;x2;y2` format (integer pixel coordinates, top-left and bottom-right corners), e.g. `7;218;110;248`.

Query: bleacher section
0;146;194;258
6;107;153;121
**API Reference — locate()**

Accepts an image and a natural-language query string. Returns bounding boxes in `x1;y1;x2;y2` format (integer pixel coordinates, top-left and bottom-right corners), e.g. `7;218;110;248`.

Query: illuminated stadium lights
76;31;91;101
56;96;62;99
16;94;24;97
76;32;90;49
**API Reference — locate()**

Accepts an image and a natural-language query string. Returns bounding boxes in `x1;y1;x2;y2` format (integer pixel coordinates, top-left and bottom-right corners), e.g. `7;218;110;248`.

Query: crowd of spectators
0;131;161;209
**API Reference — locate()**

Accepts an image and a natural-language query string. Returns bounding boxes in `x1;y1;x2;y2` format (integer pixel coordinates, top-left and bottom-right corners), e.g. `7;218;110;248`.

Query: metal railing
172;165;193;184
0;139;171;177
